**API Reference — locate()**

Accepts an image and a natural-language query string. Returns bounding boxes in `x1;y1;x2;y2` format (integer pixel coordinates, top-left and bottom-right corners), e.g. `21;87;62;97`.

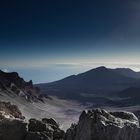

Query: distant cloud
2;69;9;72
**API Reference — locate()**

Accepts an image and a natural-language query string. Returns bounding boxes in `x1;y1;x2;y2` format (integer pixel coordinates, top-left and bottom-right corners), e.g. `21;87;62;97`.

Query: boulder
65;109;139;140
0;101;25;120
28;118;47;132
0;110;27;140
0;100;139;140
0;119;27;140
42;118;59;129
0;101;65;140
28;118;64;140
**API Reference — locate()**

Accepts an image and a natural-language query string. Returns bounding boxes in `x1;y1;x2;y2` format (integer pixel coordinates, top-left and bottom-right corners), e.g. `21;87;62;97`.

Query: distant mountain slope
113;87;140;106
113;68;140;79
102;86;140;107
37;66;138;101
118;87;140;98
54;66;136;88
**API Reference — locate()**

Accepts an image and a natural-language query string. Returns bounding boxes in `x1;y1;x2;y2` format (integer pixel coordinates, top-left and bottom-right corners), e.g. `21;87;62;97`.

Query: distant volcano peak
94;66;108;71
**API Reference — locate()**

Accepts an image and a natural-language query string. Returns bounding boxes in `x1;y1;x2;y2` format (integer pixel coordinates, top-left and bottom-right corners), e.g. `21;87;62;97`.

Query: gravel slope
0;90;86;130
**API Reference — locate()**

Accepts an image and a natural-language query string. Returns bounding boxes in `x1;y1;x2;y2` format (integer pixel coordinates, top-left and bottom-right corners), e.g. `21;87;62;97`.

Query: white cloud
2;69;9;73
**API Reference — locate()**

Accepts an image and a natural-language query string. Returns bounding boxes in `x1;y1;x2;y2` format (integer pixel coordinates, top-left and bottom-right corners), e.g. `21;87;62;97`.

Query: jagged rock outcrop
0;117;27;140
0;101;139;140
0;101;65;140
26;118;65;140
0;101;27;140
65;109;139;140
0;70;49;103
0;101;25;119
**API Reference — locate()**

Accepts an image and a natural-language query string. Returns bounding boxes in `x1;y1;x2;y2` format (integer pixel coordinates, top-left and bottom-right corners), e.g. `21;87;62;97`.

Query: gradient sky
0;0;140;83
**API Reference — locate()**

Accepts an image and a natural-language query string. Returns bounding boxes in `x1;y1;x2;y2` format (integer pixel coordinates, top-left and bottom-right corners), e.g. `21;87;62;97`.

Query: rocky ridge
65;109;140;140
0;101;139;140
0;101;65;140
0;70;48;103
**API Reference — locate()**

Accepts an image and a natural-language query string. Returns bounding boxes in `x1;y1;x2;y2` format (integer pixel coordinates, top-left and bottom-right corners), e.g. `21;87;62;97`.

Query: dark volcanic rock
0;70;48;103
42;118;59;129
0;101;64;140
0;101;27;140
0;70;25;88
0;119;27;140
28;118;64;140
0;100;139;140
28;119;47;132
0;101;25;119
65;109;139;140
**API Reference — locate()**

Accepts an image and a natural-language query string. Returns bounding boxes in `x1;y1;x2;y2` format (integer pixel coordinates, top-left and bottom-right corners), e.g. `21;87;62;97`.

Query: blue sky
0;0;140;83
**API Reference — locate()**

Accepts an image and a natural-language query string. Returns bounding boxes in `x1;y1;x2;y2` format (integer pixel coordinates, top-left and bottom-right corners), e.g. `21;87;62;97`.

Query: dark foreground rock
25;132;51;140
0;101;64;140
0;118;27;140
0;101;25;119
27;118;65;140
0;102;27;140
0;101;140;140
65;109;139;140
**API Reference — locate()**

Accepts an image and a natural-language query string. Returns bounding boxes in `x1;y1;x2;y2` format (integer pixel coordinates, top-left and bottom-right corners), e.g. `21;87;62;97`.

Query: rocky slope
65;109;140;140
0;70;47;102
0;101;65;140
0;70;87;131
0;101;139;140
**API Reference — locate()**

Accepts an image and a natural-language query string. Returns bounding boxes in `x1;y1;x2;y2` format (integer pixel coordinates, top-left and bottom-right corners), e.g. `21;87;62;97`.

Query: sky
0;0;140;83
